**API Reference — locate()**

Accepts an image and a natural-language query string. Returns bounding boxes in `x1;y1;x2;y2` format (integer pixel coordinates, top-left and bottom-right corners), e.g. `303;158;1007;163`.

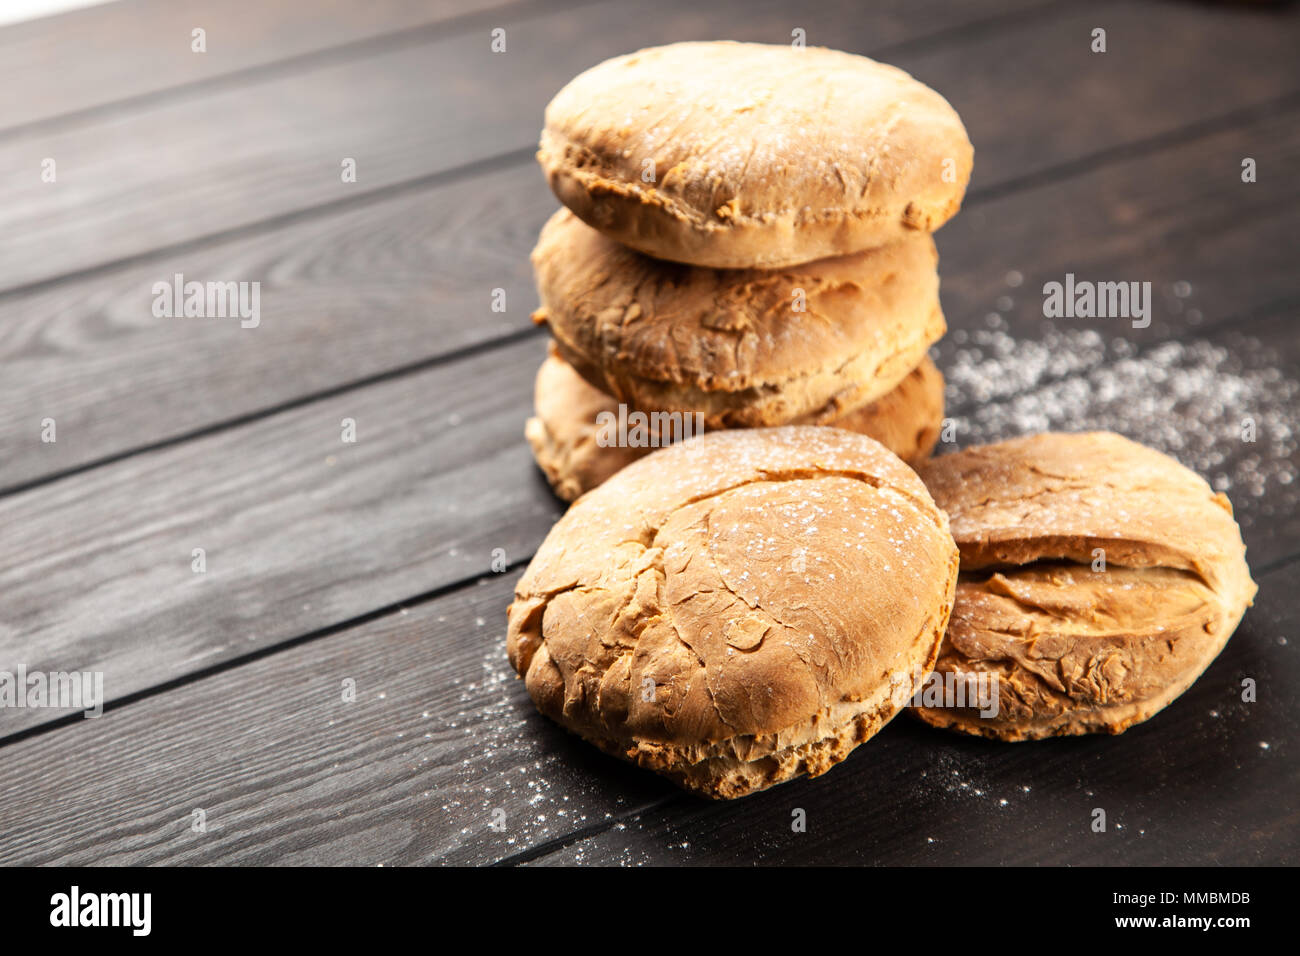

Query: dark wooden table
1;0;1296;866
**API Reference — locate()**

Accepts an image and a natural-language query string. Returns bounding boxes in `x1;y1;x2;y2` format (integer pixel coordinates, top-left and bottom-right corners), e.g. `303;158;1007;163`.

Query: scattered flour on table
937;322;1298;518
437;641;629;856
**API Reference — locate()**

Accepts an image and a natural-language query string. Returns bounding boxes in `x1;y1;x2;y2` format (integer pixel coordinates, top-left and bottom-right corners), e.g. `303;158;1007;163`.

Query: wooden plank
0;159;551;491
527;558;1300;866
0;0;1042;135
2;103;1296;493
0;571;673;865
13;0;1299;291
0;333;560;736
940;107;1300;346
0;553;1292;865
0;0;532;132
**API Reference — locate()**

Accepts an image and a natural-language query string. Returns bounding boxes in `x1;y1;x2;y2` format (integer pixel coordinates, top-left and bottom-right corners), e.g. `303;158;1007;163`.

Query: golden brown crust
532;208;945;428
508;426;960;798
912;432;1258;740
526;347;945;501
539;41;972;268
828;352;945;464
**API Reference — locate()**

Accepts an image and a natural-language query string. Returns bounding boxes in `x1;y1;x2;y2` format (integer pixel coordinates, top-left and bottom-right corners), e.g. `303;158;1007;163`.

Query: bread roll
532;208;944;429
913;432;1257;740
539;41;972;268
508;426;959;797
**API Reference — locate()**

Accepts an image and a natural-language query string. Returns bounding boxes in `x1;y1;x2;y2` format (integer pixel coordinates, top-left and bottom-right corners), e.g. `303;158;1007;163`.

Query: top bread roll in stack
525;41;972;500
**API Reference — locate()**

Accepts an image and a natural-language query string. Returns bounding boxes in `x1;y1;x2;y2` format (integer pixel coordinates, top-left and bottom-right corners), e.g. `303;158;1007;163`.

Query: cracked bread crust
538;41;972;268
912;432;1258;740
532;208;945;428
526;346;945;501
507;426;960;798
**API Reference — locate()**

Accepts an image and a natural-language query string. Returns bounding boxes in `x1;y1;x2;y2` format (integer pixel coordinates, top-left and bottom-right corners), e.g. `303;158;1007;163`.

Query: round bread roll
912;432;1258;741
525;347;651;502
507;426;960;799
532;208;945;429
539;41;972;268
526;346;945;501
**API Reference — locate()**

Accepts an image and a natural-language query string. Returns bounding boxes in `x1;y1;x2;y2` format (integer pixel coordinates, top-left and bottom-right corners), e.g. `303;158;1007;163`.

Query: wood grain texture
941;110;1300;346
2;104;1296;492
19;0;1300;291
0;333;559;736
0;553;1291;866
0;0;533;132
0;570;672;865
0;158;550;491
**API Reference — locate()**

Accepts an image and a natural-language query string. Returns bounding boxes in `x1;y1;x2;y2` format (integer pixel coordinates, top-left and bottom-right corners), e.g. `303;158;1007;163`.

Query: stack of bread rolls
508;42;1258;800
524;41;971;501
